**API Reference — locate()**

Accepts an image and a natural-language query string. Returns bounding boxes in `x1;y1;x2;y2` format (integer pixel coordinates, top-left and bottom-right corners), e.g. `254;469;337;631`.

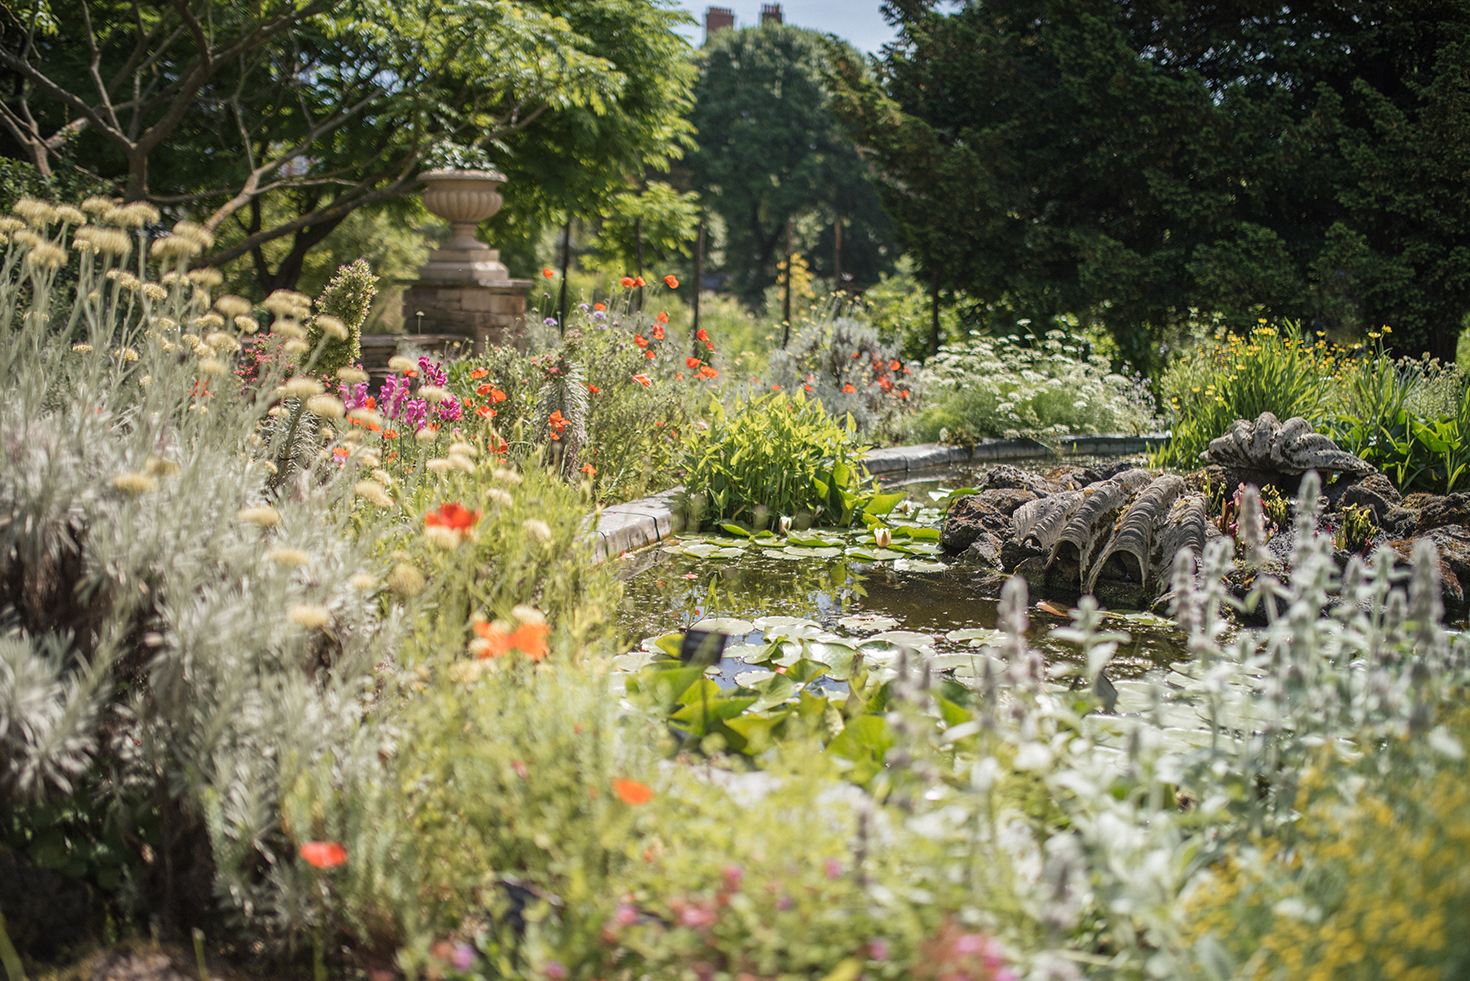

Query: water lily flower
874;527;892;548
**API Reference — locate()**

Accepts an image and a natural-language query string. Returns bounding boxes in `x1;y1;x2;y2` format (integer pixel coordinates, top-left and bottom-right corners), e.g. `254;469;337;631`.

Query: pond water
615;461;1190;690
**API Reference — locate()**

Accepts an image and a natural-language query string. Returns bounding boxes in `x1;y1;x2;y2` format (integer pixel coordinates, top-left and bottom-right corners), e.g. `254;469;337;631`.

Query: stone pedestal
400;168;531;352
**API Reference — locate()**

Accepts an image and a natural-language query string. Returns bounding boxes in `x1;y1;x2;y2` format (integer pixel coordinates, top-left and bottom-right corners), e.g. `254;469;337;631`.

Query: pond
614;461;1191;692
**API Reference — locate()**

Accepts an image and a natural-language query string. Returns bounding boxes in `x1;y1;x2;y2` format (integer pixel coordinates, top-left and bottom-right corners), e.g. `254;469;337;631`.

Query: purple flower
868;939;890;962
592;311;606;320
418;356;448;388
451;944;475;971
825;857;842;879
578;303;590;312
378;373;411;419
435;395;463;422
614;903;638;926
400;398;428;432
339;381;370;410
776;894;793;911
544;317;558;326
544;962;567;981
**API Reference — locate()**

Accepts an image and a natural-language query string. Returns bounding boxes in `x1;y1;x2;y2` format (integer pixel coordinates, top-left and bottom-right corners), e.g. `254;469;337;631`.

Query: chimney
704;6;735;41
760;3;783;24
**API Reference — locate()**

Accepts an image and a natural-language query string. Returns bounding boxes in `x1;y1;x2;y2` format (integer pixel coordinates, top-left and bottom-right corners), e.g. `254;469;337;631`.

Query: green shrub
681;391;872;528
303;258;376;377
911;329;1158;444
766;312;917;439
1153;323;1340;467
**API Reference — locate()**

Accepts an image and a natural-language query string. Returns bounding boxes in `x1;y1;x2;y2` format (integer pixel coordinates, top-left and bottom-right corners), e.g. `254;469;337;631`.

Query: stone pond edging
588;435;1168;563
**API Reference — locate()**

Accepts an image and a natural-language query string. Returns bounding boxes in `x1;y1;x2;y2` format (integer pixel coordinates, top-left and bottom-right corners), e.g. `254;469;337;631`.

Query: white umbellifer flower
306;395;345;419
25;242;67;269
288;604;331;629
522;518;552;542
72;343;93;354
263;289;310;317
273;321;305;339
354;480;393;508
150;235;198;260
205;331;240;352
111;471;156;496
237;506;281;527
283;339;309;356
187;267;224;288
13;197;55;227
171;220;214;248
268;546;311;568
54;204;86;226
215;294;252;317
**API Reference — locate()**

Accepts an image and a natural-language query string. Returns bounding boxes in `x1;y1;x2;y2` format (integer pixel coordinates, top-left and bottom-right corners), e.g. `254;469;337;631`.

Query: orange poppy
843;383;857;393
588;384;601;393
633;276;646;287
472;621;514;658
490;435;509;453
634;334;648;348
509;622;550;660
676;372;684;380
299;841;348;868
644;350;656;360
620;276;635;288
612;778;654;805
686;357;702;369
594;302;606;311
705;341;714;351
772;384;782;390
890;360;901;370
385;430;399;440
405;368;418;378
333;447;350;458
632;374;651;386
426;502;482;531
653;324;664;340
477;383;493;395
469;367;489;380
663;274;679;289
476;405;496;419
368;422;382;433
365;395;377;409
695;328;709;342
804;384;813;392
581;463;596;475
490;388;507;403
543;267;555;278
548;409;569;433
655;311;669;324
699;366;719;379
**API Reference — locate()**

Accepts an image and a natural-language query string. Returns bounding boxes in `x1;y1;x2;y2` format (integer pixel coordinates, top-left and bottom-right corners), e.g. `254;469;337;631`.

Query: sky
668;1;900;54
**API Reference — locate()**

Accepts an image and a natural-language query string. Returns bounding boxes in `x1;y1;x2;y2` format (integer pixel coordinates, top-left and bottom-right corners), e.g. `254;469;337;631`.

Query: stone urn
403;169;530;351
417;169;510;281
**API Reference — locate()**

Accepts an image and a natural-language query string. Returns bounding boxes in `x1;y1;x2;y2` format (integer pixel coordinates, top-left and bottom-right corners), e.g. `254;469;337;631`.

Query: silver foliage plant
0;198;401;939
880;474;1467;976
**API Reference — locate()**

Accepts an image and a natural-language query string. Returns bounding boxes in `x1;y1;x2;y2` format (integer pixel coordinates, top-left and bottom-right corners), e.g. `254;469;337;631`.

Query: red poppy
613;778;654;805
299;841;347;869
804;384;813;392
594;302;606;311
699;366;719;379
890;360;901;371
426;502;482;531
333;447;349;458
705;342;714;351
548;409;568;433
385;430;399;440
472;621;513;658
695;328;709;342
900;389;910;399
686;357;702;369
588;384;601;393
620;276;635;288
490;435;509;453
476;405;496;419
490;388;507;403
368;422;382;433
664;275;679;289
772;384;782;390
542;267;555;278
405;368;419;378
469;367;489;380
633;275;646;287
634;334;648;348
364;395;377;409
477;383;493;395
676;372;684;380
654;420;663;427
632;374;651;386
653;324;664;340
655;311;669;324
581;463;596;475
843;383;856;393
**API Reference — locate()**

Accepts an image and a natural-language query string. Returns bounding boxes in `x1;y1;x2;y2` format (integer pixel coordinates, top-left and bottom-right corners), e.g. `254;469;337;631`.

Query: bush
681;391;872;528
910;329;1159;444
765;312;917;438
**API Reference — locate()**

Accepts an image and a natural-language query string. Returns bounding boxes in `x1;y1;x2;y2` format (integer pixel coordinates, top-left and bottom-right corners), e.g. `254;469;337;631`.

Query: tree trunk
833;217;842;291
929;266;941;358
692;215;705;358
781;219;793;344
558;219;571;333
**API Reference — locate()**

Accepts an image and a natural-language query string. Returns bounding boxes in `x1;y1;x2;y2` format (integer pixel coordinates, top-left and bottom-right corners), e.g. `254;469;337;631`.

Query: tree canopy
830;0;1470;367
3;0;695;292
687;22;894;303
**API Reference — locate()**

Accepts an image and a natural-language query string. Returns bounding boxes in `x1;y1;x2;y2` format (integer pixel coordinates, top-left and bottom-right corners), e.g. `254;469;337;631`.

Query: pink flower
868;939;890;962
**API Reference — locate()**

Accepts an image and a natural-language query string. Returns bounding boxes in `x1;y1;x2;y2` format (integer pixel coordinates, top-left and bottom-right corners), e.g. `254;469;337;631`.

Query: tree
830;0;1470;368
2;0;694;292
686;22;894;305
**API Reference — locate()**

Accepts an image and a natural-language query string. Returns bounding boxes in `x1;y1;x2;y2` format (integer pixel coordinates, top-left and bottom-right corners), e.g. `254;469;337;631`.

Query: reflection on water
616;548;1186;681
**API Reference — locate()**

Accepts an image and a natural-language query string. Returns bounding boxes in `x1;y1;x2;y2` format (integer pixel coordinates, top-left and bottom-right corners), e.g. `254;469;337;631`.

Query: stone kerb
586;435;1168;563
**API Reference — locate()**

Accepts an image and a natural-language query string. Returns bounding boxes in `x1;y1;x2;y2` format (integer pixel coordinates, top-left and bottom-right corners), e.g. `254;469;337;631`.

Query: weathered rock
1013;491;1084;550
1416;493;1470;535
1000;537;1046;571
1380;507;1419;539
979;464;1061;496
1086;475;1187;593
1383;525;1470;618
1335;472;1402;522
965;532;1005;568
941;489;1035;553
1205;412;1373;475
1046;469;1153;584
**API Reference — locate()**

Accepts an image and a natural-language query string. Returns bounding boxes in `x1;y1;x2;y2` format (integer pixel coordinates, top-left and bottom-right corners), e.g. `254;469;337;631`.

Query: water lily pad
612;650;659;673
838;614;900;633
733;668;776;687
692;617;756;636
753;614;820;632
845;548;877;561
946;627;1002;644
725;642;772;663
894;558;947;573
904;542;942;555
869;548;907;561
869;630;937;648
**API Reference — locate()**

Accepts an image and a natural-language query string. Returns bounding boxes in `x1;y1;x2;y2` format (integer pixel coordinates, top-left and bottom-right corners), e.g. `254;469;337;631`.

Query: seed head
493;468;521;485
205;331;239;352
215;294;253;318
72;342;93;353
237;506;282;527
280;378;324;400
449;440;476;457
24;242;66;269
268;546;311;567
306;395;345;419
487;488;513;508
512;605;545;624
425;524;460;549
13;197;56;228
142;283;168;302
337;366;369;384
145;456;180;477
415;427;438;444
111;471;157;496
288;604;331;629
354;480;393;508
387;562;426;598
427;458;452;475
419;385;449;403
348;407;382;428
316;315;348;340
522;518;552;543
198;357;228;376
448;453;474;473
348;572;377;591
387;355;415;373
370;468;394;487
